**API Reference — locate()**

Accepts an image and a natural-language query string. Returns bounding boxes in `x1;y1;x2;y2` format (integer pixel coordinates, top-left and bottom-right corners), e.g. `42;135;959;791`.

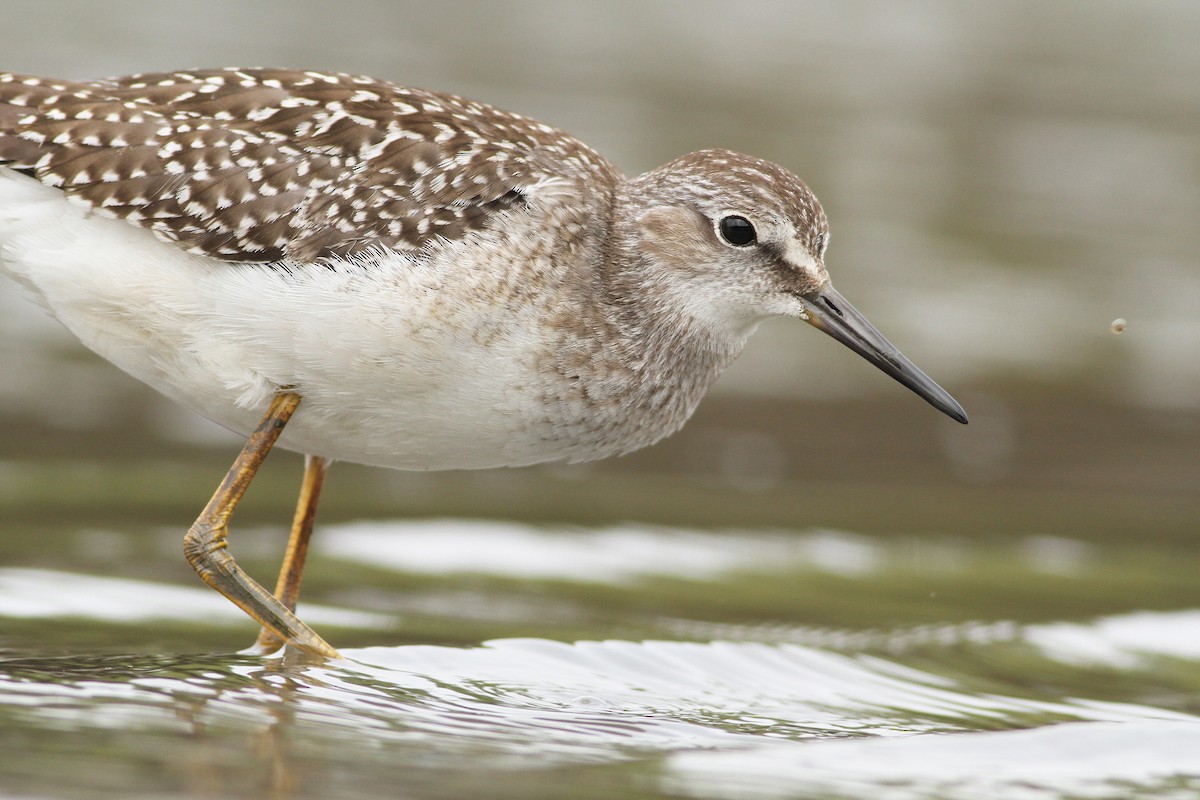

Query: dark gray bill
800;285;968;424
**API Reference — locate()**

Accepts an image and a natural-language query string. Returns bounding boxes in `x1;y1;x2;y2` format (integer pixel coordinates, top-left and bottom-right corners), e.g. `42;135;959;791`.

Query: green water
2;389;1197;799
2;1;1199;798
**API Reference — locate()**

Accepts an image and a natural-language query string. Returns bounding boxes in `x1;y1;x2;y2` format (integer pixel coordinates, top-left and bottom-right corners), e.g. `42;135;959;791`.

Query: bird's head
622;149;967;423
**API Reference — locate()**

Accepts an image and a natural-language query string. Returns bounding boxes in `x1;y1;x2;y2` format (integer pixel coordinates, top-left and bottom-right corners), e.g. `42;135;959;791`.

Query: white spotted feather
0;68;836;470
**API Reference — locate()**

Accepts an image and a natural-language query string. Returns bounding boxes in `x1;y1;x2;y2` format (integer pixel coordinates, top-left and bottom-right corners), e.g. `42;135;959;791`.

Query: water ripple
1;637;1195;774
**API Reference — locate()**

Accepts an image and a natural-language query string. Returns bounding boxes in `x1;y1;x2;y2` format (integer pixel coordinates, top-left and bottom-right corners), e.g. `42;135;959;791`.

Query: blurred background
2;4;1199;799
0;0;1197;643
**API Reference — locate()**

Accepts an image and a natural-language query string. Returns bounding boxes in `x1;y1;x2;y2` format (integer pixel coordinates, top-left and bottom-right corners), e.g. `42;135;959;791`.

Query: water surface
1;2;1199;798
2;520;1199;799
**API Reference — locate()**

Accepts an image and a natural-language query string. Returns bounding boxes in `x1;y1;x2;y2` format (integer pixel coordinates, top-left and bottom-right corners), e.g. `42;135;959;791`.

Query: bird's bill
799;285;968;424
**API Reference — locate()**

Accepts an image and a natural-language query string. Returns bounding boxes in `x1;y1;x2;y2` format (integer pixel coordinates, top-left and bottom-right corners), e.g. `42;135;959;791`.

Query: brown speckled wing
0;68;616;263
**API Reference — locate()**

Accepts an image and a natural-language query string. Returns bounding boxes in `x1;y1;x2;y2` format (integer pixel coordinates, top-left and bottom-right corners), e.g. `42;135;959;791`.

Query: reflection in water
668;720;1200;800
1;2;1199;799
0;568;391;629
1;522;1198;798
0;635;1197;799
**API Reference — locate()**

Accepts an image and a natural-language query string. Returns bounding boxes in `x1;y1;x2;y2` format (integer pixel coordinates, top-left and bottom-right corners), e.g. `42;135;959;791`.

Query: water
2;521;1198;798
2;1;1199;798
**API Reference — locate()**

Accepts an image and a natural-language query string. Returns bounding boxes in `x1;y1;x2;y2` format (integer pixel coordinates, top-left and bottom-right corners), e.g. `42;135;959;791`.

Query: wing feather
0;68;616;264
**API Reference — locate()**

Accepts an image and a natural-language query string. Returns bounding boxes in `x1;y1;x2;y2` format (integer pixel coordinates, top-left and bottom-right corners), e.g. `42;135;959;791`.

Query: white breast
0;170;587;469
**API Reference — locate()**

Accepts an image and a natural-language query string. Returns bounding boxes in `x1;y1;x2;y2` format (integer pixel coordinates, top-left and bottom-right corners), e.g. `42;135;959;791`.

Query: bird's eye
718;215;756;247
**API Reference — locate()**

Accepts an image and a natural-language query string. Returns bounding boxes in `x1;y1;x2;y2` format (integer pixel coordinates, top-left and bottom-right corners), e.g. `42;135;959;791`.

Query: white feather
0;169;584;469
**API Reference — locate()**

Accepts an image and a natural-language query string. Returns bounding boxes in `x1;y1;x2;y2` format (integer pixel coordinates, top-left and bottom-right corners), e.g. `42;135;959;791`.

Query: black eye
718;215;756;246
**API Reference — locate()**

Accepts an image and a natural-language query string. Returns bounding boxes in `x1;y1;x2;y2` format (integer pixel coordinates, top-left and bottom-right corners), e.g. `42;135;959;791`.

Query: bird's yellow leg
253;453;330;653
182;391;340;659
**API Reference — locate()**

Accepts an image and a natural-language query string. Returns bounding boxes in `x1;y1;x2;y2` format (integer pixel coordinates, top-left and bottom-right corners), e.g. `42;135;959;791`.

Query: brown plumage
1;67;964;655
0;68;616;262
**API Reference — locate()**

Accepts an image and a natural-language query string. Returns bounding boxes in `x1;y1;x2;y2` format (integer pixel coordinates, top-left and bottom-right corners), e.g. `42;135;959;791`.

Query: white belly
0;171;582;469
